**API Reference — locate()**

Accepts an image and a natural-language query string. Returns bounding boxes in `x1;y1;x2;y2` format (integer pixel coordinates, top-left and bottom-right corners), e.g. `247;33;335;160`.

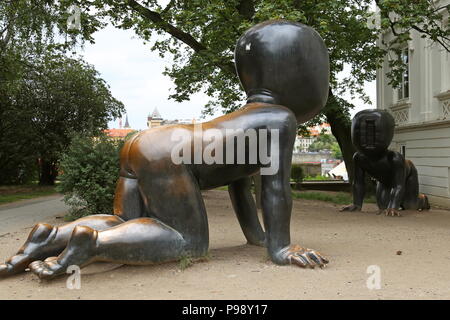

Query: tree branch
161;0;175;16
375;0;450;52
410;24;450;51
126;0;206;52
125;0;235;74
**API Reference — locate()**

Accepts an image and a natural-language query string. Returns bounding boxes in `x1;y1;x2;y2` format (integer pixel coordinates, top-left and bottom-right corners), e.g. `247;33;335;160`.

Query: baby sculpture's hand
340;204;361;212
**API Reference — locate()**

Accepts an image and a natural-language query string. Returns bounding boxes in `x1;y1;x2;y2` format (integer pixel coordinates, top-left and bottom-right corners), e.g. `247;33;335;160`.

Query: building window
398;48;410;100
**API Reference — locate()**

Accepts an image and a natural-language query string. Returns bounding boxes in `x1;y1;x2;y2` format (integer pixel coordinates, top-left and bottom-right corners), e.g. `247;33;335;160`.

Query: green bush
291;164;304;183
57;134;125;220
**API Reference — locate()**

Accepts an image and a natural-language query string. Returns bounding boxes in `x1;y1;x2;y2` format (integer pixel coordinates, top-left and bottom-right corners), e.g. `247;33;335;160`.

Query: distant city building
105;108;198;140
104;128;135;140
147;107;163;128
294;123;332;153
147;107;196;128
124;114;130;128
295;137;316;153
105;113;135;140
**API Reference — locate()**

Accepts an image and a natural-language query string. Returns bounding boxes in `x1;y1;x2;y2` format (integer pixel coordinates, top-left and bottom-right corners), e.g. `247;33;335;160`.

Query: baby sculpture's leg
29;166;209;279
376;182;390;214
29;217;185;279
229;177;266;246
402;161;430;211
0;215;124;277
0;175;143;278
259;110;328;268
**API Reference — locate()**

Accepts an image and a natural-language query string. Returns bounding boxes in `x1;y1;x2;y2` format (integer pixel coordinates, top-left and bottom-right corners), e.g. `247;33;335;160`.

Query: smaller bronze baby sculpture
341;109;430;217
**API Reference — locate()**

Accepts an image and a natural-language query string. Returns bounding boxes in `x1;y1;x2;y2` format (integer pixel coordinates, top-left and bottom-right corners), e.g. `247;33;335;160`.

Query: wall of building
377;2;450;208
390;121;450;208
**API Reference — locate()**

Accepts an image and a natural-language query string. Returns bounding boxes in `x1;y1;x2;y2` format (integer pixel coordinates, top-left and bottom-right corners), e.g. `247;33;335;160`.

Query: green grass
215;184;375;206
303;175;332;181
178;252;211;271
215;186;229;191
179;255;194;270
0;185;58;205
292;191;376;205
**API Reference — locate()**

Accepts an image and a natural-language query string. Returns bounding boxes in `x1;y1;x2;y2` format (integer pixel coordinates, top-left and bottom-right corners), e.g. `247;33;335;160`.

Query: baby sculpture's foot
277;245;329;269
340;204;361;212
0;254;32;278
29;257;64;279
380;208;402;217
30;225;98;280
0;223;57;278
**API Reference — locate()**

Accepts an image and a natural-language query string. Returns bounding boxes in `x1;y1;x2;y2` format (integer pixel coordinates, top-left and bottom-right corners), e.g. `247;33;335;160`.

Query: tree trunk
39;159;58;185
324;91;356;184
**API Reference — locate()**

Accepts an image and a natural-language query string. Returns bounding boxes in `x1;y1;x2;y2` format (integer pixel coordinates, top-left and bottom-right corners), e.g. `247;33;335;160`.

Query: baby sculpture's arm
385;153;406;216
341;153;365;212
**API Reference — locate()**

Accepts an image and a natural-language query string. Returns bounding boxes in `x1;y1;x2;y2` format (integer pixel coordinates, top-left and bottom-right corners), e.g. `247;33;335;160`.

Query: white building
147;107;196;128
295;136;316;153
377;1;450;207
294;123;332;153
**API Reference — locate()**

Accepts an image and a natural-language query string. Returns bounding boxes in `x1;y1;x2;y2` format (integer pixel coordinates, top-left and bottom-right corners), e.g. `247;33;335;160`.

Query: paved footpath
0;195;68;235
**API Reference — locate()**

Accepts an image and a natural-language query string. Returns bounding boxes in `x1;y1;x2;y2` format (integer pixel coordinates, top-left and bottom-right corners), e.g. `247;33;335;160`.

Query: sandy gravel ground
1;190;450;300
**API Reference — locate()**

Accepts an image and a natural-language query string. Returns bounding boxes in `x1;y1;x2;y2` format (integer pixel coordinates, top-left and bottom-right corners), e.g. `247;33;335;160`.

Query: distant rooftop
104;128;134;138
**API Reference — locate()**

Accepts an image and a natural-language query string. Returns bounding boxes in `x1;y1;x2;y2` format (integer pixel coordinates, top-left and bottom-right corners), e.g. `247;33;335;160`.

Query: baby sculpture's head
351;109;395;157
235;20;330;123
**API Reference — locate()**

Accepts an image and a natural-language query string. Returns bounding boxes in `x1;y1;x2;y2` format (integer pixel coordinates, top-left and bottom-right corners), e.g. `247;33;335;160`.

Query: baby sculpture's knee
28;223;54;243
69;225;98;249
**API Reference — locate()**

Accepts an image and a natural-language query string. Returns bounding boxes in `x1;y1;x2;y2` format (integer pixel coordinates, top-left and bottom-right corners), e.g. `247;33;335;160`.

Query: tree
308;132;342;159
331;144;343;160
17;0;450;182
0;53;124;185
0;0;109;185
309;133;337;152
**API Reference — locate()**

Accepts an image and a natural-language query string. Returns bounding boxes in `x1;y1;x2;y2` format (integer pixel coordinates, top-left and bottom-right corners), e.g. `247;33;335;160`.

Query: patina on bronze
0;20;330;279
341;109;430;217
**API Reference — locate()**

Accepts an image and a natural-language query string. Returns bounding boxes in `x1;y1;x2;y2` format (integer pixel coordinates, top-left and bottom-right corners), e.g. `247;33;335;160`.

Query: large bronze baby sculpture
341;109;430;217
0;20;330;279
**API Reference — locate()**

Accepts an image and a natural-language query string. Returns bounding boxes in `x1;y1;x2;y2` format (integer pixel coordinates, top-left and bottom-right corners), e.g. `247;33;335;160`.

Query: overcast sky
80;24;377;130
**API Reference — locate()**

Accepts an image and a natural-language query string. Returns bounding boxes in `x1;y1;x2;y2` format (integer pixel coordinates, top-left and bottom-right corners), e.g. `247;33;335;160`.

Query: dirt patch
1;190;450;299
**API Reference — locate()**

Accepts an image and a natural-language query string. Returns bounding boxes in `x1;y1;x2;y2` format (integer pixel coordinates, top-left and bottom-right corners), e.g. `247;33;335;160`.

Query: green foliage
308;133;335;151
290;164;304;183
0;0;122;185
0;51;124;185
331;144;343;160
308;132;341;159
57;134;124;219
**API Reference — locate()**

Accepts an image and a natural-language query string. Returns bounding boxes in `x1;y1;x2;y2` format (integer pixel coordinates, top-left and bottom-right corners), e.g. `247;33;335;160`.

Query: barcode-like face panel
365;120;376;147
